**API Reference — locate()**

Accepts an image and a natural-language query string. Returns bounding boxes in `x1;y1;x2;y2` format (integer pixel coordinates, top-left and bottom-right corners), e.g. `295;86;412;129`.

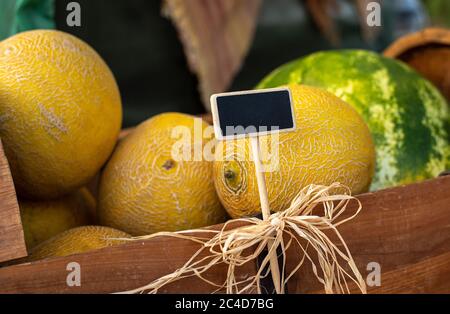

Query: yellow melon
0;30;122;199
98;113;227;236
28;226;131;262
20;188;96;250
213;84;375;218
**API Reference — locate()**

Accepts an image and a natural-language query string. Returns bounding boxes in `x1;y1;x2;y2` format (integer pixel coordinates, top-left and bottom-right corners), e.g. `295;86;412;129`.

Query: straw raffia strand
117;182;367;294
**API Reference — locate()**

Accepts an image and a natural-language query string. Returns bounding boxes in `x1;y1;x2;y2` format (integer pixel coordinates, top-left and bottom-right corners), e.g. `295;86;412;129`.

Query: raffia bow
118;182;367;294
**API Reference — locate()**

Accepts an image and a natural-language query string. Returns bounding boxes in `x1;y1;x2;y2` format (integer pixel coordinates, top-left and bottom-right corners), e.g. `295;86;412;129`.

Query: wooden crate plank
0;222;256;294
308;252;450;294
369;252;450;294
287;175;450;293
0;139;27;263
0;176;449;293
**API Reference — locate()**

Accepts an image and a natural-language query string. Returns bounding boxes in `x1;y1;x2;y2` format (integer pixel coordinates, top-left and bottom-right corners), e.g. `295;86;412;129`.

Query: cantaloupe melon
0;30;122;199
20;188;96;250
98;113;227;236
213;84;375;218
28;226;131;261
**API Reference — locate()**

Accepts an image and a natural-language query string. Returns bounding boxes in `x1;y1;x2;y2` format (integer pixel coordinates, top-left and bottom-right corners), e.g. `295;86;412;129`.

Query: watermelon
257;50;450;191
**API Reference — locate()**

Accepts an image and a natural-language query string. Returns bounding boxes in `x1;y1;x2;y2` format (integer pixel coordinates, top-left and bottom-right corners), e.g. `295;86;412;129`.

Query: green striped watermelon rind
257;50;450;191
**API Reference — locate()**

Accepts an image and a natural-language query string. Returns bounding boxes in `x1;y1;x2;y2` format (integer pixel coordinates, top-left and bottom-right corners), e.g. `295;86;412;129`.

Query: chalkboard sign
210;87;295;140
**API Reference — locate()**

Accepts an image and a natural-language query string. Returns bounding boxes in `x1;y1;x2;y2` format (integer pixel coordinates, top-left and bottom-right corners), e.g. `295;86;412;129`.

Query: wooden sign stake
211;87;295;294
250;136;283;294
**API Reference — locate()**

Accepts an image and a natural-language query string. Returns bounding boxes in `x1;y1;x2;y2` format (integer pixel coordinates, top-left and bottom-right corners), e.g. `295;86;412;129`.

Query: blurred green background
0;0;448;127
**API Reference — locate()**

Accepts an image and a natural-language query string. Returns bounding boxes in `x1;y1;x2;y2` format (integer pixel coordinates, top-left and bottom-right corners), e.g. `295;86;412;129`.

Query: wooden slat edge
0;176;449;293
0;139;27;263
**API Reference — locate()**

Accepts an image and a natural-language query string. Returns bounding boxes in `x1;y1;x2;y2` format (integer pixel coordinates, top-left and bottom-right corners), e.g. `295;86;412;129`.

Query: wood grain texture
308;252;450;294
0;139;27;263
0;176;449;293
0;221;256;294
286;175;450;293
368;252;450;294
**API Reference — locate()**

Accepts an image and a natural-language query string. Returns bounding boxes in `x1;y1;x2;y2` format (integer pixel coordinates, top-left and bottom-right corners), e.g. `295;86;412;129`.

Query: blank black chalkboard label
210;87;295;140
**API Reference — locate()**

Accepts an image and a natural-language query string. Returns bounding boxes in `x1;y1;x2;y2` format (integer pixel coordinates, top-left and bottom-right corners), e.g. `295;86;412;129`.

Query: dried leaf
163;0;262;110
305;0;340;46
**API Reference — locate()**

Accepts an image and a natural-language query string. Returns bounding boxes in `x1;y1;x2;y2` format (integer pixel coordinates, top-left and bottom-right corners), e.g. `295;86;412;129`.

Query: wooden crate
0;135;449;293
0;140;27;263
